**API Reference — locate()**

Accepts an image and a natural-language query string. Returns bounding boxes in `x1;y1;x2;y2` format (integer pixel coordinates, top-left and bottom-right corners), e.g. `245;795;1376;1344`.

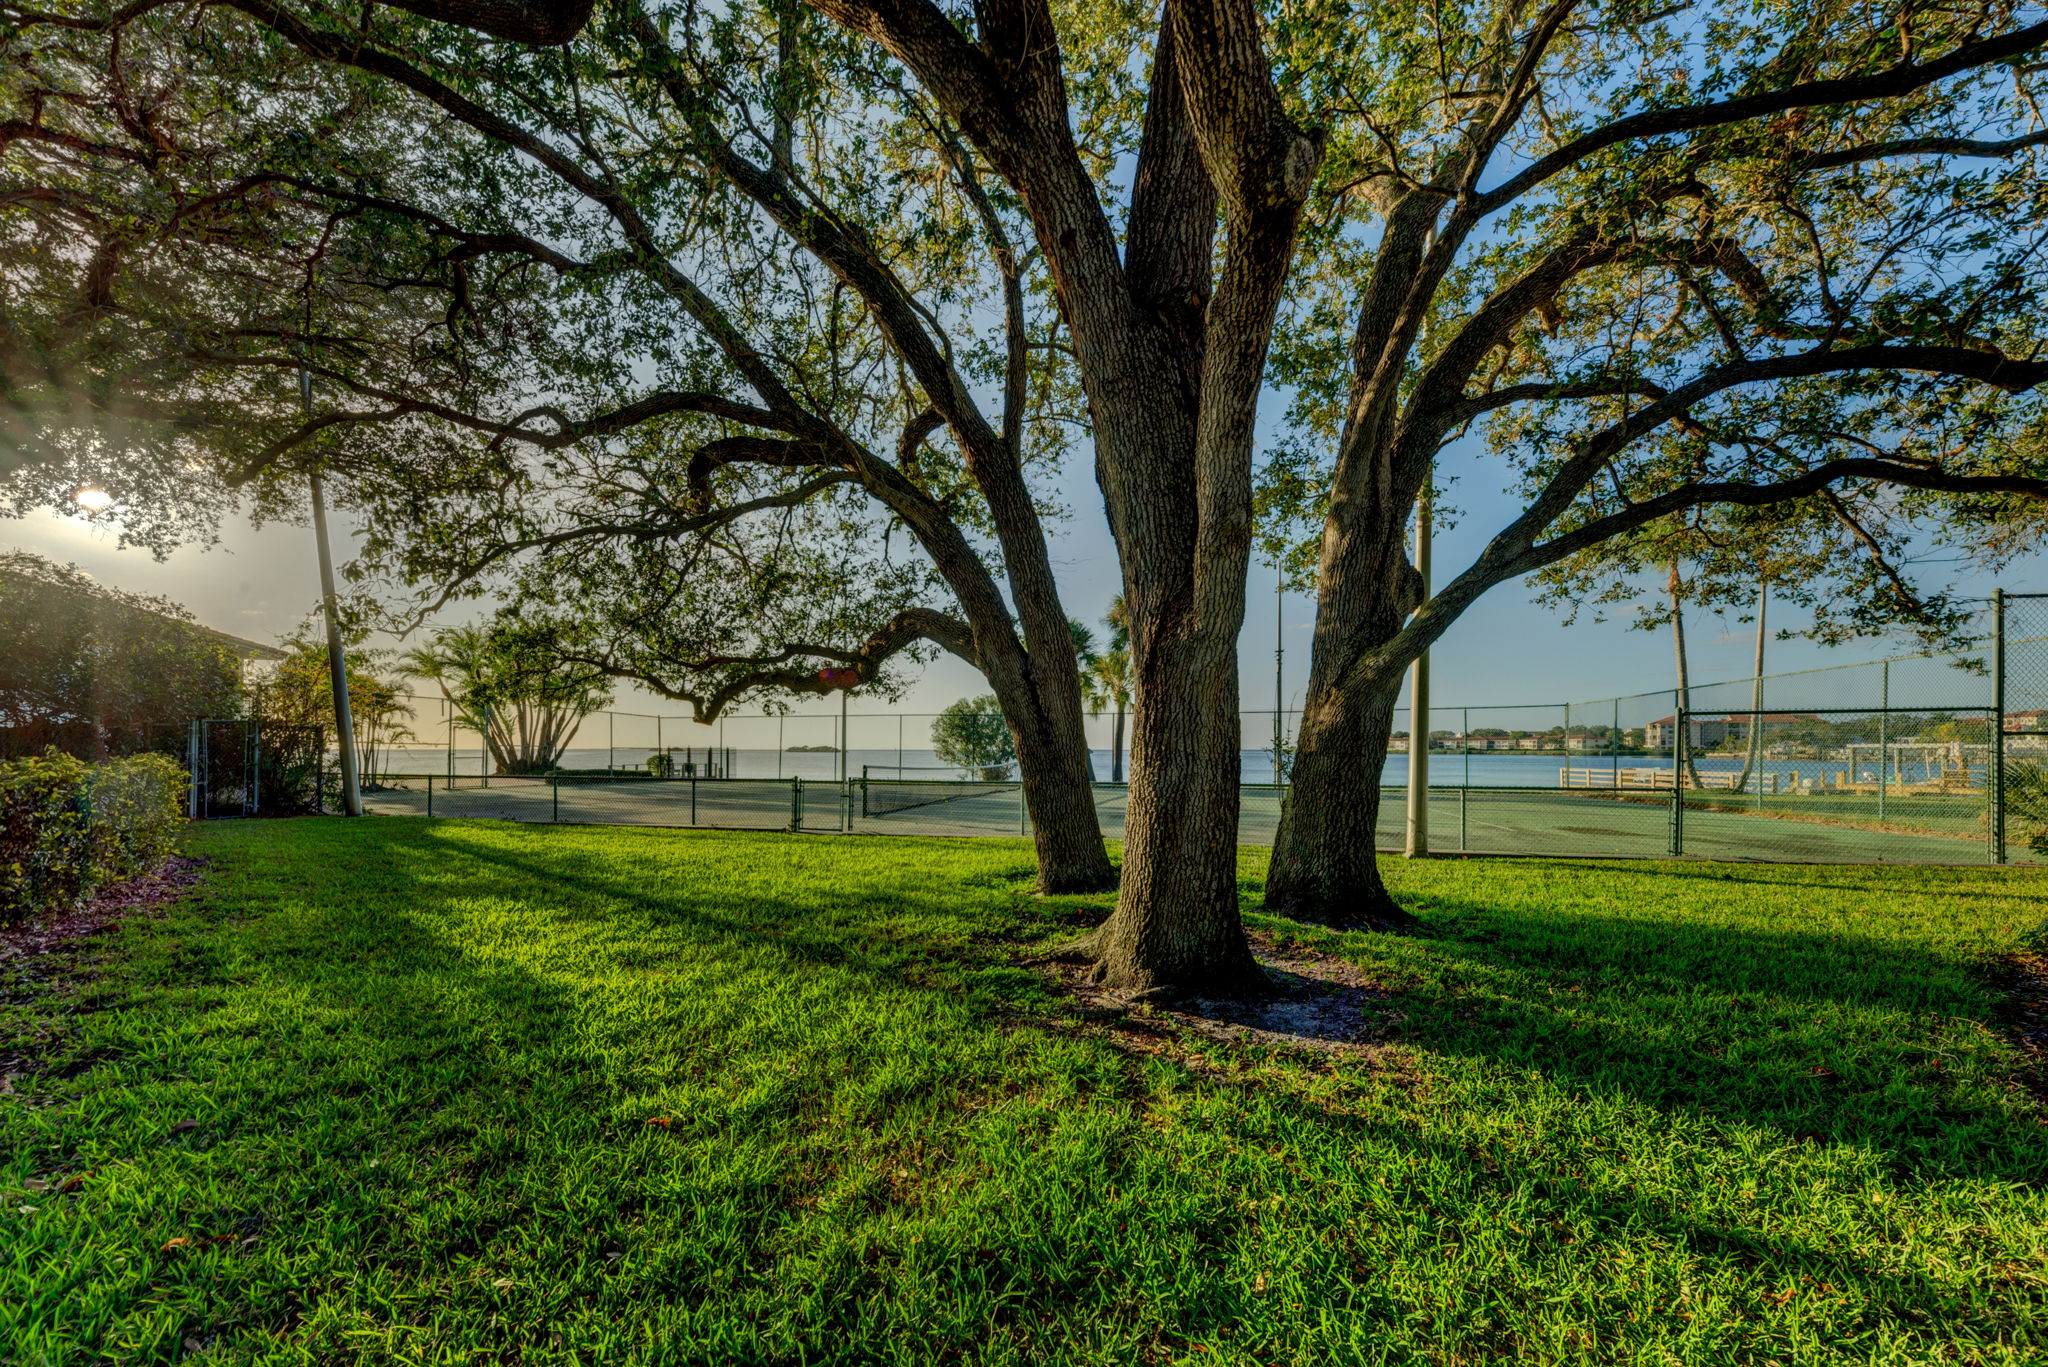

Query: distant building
1644;716;1732;749
1643;713;1820;748
1737;712;1824;736
1441;734;1518;750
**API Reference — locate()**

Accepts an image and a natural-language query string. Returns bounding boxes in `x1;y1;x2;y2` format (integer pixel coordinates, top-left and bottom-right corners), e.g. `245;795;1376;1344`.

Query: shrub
0;551;245;759
2004;760;2048;856
0;751;185;923
931;696;1015;780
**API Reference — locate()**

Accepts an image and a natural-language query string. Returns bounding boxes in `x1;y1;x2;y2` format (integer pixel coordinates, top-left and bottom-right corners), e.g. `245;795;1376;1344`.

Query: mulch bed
0;856;203;970
0;857;204;1095
1037;930;1405;1067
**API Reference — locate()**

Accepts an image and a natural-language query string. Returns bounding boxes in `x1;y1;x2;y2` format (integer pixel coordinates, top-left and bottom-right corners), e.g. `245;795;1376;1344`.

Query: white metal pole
304;361;361;818
1404;480;1431;857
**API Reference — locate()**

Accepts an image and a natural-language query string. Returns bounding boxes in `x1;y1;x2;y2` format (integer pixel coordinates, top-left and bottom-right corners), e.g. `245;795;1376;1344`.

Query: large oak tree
1250;0;2048;927
18;0;2048;990
356;0;2048;980
2;0;1124;892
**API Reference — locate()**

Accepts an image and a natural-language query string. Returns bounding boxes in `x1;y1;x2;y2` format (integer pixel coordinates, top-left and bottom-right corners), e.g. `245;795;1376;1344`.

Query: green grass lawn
6;819;2048;1365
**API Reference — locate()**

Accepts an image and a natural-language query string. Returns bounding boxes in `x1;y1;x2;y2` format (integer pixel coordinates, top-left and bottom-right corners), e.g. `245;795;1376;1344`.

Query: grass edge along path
4;818;2048;1365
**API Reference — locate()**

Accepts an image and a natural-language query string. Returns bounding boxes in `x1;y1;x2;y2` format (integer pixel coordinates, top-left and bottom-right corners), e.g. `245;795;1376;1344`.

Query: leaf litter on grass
1992;945;2048;1113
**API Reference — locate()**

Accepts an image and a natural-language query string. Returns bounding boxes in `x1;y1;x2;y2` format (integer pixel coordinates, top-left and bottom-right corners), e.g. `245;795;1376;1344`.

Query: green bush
0;751;185;924
930;695;1015;780
2004;760;2048;856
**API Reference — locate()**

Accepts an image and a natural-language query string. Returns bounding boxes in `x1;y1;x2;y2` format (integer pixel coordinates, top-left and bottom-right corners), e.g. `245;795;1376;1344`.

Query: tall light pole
1404;477;1431;857
302;364;362;816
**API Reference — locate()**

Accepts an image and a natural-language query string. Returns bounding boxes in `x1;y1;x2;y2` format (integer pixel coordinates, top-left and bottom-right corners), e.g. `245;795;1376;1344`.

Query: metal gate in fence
158;719;329;819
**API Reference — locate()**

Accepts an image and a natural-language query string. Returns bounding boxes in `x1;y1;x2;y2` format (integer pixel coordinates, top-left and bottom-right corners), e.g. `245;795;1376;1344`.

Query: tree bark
977;632;1118;892
1077;611;1265;995
1263;671;1416;928
1732;579;1767;793
1262;508;1421;929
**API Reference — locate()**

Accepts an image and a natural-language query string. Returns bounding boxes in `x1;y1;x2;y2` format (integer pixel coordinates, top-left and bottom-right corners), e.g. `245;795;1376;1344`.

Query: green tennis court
360;774;2028;865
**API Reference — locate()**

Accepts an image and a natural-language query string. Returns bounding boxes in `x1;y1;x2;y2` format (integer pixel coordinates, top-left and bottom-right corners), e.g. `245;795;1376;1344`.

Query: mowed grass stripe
4;819;2046;1364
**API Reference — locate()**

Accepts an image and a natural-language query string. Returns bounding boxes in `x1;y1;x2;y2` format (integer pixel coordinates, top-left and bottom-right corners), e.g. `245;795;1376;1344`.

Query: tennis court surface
357;775;2029;865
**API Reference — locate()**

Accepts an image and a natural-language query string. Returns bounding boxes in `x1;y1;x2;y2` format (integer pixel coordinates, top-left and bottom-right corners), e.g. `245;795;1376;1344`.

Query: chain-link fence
253;592;2046;865
149;719;328;819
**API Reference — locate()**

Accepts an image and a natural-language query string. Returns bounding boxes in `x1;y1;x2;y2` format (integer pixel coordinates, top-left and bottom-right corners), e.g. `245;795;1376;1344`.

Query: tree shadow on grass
120;821;2048;1359
1102;1066;2042;1362
1247;865;2048;1184
369;823;2048;1184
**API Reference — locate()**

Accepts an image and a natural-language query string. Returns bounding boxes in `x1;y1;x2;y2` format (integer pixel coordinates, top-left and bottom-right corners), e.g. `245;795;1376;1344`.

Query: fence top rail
1676;705;1993;716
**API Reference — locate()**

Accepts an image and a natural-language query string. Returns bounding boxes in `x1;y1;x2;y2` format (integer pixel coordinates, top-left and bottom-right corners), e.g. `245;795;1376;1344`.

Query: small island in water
786;744;840;752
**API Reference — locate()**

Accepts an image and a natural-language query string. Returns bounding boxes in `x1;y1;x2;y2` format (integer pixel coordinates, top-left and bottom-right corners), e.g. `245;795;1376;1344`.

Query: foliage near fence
0;752;185;923
0;552;249;760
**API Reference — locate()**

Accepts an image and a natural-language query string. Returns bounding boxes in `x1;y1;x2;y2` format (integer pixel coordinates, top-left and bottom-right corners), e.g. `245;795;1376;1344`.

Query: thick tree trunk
1075;627;1264;995
991;659;1118;893
1259;475;1422;929
1263;672;1416;929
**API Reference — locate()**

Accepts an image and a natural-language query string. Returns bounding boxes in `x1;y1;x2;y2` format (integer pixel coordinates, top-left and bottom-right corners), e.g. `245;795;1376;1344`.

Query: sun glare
74;488;114;512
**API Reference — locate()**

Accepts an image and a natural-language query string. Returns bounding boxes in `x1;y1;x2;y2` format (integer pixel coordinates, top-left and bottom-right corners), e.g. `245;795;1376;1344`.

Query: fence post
553;769;560;823
188;719;200;820
792;775;803;831
691;775;698;826
426;771;433;819
1994;588;2007;864
1669;711;1686;856
1877;659;1888;823
1460;707;1469;851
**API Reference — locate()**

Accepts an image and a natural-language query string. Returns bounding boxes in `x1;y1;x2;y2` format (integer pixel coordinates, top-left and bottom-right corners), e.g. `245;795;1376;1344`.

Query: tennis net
861;765;1020;816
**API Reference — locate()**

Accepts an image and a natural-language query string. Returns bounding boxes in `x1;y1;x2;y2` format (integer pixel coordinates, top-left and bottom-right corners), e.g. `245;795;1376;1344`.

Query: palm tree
1089;597;1133;784
1069;620;1102;781
401;621;611;774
